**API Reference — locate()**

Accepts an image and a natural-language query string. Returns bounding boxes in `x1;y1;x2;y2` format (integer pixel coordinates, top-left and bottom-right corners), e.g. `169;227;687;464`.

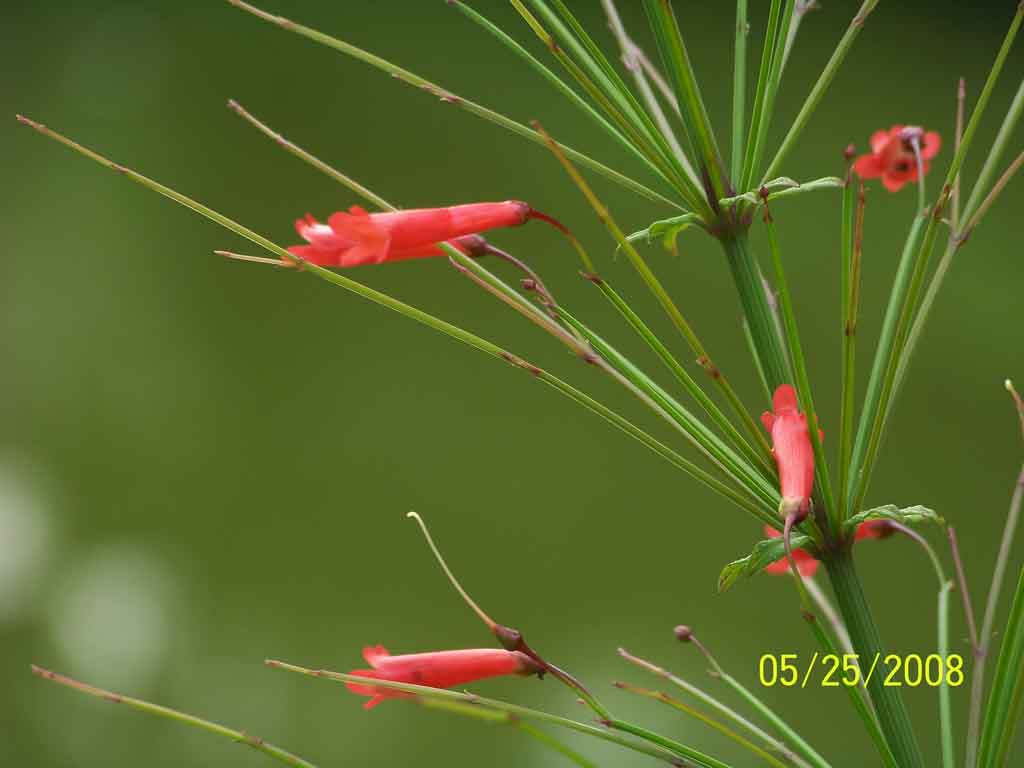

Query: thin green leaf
844;504;943;533
718;530;816;592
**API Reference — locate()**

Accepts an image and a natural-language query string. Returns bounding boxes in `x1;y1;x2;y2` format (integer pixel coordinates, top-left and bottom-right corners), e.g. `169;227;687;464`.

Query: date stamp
758;653;964;688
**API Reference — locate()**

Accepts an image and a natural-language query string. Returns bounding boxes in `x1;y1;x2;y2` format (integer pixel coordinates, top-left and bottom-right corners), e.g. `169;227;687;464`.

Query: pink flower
763;524;820;577
288;201;536;267
761;384;816;520
346;645;541;709
853;125;942;192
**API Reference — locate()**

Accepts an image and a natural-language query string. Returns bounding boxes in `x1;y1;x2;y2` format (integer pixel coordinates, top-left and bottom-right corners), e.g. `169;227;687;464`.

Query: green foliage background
2;1;1021;765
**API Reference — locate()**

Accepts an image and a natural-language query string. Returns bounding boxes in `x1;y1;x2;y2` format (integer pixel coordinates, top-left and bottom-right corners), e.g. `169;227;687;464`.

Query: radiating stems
762;201;837;528
886;522;955;768
740;0;783;191
18;114;768;518
761;0;881;183
585;275;774;477
265;661;689;765
224;0;682;210
449;1;683;204
613;681;789;768
721;234;791;394
849;4;1022;518
514;721;596;768
960;77;1024;227
684;633;835;768
825;550;924;768
642;0;728;200
731;0;748;183
838;175;864;523
846;215;924;514
601;0;702;191
535;122;773;469
617;648;815;768
743;0;797;192
556;309;779;518
967;383;1024;768
515;0;704;210
31;666;316;768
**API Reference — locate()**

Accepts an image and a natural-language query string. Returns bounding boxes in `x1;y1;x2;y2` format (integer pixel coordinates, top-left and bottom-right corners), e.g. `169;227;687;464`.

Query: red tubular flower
763;525;820;577
288;201;544;267
761;384;816;521
853;125;941;192
346;645;541;709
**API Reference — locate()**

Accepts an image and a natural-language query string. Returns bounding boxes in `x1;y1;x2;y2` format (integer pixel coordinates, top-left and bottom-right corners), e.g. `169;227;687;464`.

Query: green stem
825;549;925;768
450;1;684;205
224;0;683;211
731;0;748;184
514;721;596;768
761;0;881;183
838;174;861;522
266;661;689;765
32;666;316;768
720;234;791;393
762;204;837;528
642;0;728;199
590;277;773;474
846;215;924;513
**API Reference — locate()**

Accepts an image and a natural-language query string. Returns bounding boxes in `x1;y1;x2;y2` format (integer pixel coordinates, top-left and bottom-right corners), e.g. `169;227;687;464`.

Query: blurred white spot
48;542;180;691
0;457;55;622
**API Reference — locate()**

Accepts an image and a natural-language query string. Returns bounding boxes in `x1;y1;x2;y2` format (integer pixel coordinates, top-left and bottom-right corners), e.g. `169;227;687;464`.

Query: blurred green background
3;1;1022;765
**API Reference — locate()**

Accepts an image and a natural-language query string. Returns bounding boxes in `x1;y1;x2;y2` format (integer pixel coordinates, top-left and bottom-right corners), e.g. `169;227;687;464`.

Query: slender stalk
886;522;955;768
31;666;316;768
976;565;1024;767
449;0;682;203
825;550;924;767
846;215;924;511
613;681;790;768
601;0;702;190
838;173;863;522
721;234;791;394
535;122;773;468
515;721;596;768
948;526;980;653
762;200;837;527
743;0;797;192
585;274;774;476
740;0;783;193
761;0;881;183
850;5;1024;516
642;0;728;199
804;577;854;656
226;99;393;210
951;77;967;234
618;649;815;768
265;661;690;765
967;382;1024;768
685;634;835;768
731;0;748;184
15;114;760;515
515;0;704;210
779;1;819;75
960;76;1024;226
224;0;682;210
556;308;779;518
